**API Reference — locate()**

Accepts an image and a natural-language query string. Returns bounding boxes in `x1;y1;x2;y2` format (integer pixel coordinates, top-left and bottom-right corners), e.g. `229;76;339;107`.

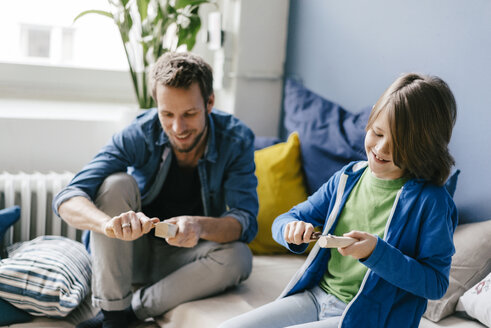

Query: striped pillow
0;235;91;317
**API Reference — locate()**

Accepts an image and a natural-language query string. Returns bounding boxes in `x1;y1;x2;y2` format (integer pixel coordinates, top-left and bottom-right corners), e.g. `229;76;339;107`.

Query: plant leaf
136;0;149;21
175;0;210;10
83;0;213;108
118;8;133;43
73;10;113;23
176;11;201;50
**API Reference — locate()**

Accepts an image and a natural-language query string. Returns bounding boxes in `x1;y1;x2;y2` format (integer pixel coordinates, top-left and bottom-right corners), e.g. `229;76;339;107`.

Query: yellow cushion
249;132;309;254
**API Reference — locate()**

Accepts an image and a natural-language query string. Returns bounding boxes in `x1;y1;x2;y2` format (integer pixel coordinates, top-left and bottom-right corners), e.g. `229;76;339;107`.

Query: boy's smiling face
365;109;405;180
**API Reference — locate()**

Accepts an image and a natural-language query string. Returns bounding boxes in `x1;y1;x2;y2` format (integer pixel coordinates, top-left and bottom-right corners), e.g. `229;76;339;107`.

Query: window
0;0;135;103
0;0;213;104
23;25;52;58
0;0;128;70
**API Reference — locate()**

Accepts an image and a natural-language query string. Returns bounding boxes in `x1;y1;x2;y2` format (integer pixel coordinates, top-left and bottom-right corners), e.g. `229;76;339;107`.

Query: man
54;52;258;328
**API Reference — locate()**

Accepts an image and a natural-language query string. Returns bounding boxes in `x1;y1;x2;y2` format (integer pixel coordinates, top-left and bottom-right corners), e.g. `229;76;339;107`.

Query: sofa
1;79;490;327
156;80;491;327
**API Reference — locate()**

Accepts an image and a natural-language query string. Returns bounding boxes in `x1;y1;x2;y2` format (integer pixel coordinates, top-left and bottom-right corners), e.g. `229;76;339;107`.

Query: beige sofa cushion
157;253;486;328
420;316;485;328
424;220;491;322
8;253;485;327
158;255;305;328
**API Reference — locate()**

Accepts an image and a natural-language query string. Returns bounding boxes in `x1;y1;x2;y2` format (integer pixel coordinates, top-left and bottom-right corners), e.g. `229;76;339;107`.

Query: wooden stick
311;233;357;248
153;221;178;238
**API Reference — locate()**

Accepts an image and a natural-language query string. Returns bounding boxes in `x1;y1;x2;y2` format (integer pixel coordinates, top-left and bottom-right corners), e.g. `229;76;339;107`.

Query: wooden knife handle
317;234;357;248
153;221;178;239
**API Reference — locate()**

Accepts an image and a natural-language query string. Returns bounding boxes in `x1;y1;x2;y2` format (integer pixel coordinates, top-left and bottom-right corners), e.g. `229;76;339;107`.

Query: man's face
157;82;213;154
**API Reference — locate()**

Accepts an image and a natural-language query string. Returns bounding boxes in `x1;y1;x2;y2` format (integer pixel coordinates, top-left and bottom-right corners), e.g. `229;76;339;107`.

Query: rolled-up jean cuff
92;292;133;311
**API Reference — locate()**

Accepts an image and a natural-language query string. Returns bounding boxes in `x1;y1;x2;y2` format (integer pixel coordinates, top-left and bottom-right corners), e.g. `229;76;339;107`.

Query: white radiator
0;172;77;247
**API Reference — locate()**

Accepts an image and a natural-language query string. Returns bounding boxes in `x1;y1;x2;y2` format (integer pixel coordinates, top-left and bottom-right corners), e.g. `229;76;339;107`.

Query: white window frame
0;62;136;104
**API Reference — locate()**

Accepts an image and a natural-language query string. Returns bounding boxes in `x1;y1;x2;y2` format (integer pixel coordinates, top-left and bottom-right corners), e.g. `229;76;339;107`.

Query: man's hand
284;221;316;245
337;230;377;260
164;216;202;248
103;211;159;241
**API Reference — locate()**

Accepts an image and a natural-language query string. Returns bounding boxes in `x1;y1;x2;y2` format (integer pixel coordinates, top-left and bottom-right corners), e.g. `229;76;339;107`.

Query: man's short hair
150;52;214;106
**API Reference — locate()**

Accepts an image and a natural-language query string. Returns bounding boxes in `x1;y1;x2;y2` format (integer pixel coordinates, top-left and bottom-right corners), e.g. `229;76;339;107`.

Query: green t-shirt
319;167;406;303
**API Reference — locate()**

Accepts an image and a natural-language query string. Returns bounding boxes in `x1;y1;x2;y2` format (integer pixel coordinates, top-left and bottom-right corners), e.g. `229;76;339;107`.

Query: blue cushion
445;169;461;198
0;298;32;325
0;206;32;325
82;229;91;254
0;206;21;252
284;79;371;194
254;136;283;150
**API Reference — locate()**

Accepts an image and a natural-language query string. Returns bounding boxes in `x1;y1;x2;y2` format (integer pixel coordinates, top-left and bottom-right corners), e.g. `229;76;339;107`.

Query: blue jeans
219;285;347;328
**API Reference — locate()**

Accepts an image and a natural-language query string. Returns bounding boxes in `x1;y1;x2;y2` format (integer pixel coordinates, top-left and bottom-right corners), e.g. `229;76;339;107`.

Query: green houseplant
75;0;212;109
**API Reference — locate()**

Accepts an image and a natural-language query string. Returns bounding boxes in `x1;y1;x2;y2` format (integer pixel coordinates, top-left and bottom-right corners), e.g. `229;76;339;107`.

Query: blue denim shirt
53;108;258;243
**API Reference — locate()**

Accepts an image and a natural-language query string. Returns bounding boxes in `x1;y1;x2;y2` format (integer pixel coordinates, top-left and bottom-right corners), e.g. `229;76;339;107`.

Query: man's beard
172;116;209;153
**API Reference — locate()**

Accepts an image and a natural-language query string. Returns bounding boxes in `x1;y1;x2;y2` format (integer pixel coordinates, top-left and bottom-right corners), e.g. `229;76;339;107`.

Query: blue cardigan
272;161;457;328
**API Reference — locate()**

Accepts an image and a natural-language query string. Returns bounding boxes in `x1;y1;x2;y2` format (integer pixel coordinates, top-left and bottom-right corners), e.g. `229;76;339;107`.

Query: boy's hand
337;230;377;260
284;221;316;245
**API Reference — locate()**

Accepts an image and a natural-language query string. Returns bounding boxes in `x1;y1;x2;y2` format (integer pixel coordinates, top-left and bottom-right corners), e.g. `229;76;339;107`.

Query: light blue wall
285;0;491;223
